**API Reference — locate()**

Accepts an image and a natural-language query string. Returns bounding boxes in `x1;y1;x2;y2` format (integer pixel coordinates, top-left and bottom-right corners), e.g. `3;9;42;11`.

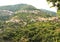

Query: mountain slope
0;4;37;12
0;4;37;21
0;4;57;21
0;10;14;21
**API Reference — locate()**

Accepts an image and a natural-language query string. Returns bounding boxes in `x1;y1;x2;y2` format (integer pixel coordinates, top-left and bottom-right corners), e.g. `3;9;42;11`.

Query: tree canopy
47;0;60;10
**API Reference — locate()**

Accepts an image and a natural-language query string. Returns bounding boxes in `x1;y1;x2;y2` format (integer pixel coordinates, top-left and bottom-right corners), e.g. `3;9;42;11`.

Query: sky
0;0;57;12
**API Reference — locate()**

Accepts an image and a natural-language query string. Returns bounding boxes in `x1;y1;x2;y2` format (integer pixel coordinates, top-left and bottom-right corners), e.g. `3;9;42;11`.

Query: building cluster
15;10;40;14
0;10;13;15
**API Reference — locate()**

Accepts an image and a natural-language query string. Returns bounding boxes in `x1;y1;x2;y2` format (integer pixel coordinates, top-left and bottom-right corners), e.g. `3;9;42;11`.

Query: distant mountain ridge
0;4;37;12
0;4;57;21
40;9;57;16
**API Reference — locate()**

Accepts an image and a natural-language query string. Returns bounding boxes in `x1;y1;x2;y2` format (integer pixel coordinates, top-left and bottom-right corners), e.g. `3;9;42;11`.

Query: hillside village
15;10;40;14
0;10;13;15
0;4;60;42
0;9;58;23
5;10;59;23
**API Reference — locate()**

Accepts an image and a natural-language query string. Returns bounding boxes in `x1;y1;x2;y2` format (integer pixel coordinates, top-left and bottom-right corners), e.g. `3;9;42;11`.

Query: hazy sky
0;0;57;12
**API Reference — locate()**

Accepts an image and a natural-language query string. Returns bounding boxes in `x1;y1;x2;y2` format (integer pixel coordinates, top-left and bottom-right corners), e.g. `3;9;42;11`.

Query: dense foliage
0;3;59;42
0;11;59;42
0;20;60;42
47;0;60;10
0;4;36;12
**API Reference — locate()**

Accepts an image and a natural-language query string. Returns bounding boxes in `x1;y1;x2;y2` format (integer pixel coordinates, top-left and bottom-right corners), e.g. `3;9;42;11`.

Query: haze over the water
0;0;57;12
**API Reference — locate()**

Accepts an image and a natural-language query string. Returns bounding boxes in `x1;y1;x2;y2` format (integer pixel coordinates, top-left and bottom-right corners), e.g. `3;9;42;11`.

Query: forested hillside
0;4;36;12
0;4;57;21
0;4;60;42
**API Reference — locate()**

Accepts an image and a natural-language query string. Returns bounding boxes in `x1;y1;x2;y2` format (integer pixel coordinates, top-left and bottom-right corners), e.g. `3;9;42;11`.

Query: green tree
47;0;60;10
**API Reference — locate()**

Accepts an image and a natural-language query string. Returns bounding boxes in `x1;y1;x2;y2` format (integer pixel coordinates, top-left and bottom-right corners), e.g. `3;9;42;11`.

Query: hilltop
0;4;37;12
0;4;57;21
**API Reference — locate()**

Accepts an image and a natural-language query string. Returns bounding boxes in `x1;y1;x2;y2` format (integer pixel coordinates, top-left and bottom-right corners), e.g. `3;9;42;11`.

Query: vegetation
57;10;60;15
0;4;60;42
0;4;36;12
0;18;60;42
47;0;60;10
